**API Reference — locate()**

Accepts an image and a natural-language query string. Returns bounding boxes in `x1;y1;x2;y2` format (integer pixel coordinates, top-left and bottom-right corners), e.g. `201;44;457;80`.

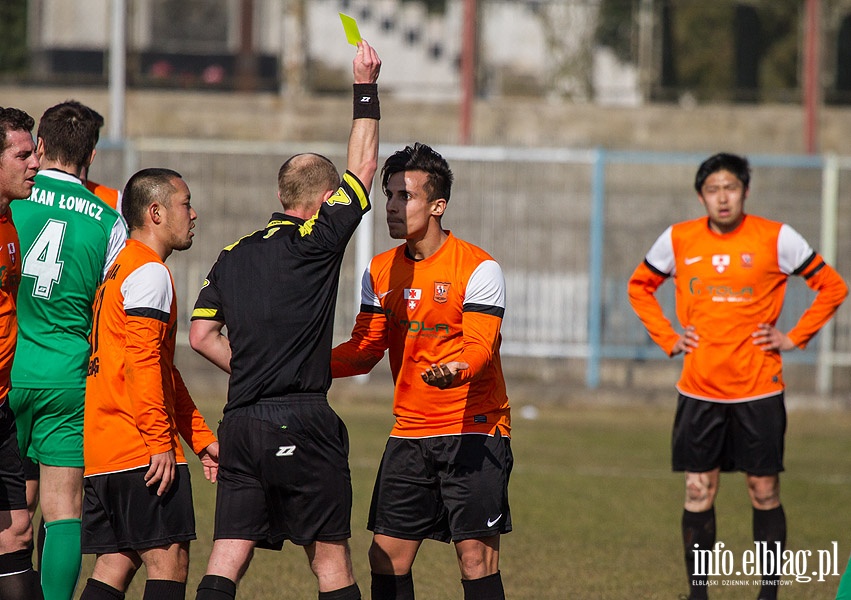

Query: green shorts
8;387;85;468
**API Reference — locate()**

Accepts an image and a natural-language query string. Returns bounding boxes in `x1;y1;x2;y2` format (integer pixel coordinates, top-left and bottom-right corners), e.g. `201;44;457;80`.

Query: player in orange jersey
79;168;218;600
628;153;847;600
81;104;122;211
0;107;43;599
80;104;122;211
332;143;511;600
84;173;121;212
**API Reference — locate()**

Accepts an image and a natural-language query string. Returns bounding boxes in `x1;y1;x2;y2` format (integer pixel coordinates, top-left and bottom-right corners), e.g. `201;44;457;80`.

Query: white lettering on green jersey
11;170;127;388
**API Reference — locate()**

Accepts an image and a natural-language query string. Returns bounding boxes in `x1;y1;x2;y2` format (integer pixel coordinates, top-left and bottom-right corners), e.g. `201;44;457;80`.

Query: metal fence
88;141;851;393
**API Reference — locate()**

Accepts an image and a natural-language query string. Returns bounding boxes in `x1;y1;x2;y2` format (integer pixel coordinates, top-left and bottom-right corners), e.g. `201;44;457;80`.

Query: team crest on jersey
740;252;754;268
433;281;450;303
7;243;15;265
404;288;422;310
712;254;731;273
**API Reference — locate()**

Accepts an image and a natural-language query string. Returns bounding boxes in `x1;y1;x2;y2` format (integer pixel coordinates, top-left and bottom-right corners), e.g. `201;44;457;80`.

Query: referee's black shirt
192;171;371;411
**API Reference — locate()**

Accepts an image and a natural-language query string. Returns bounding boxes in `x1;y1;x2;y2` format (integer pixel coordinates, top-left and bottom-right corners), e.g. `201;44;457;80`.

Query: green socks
41;518;82;600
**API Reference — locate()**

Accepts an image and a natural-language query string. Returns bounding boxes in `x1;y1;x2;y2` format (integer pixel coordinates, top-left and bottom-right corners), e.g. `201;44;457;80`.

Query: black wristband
353;83;380;120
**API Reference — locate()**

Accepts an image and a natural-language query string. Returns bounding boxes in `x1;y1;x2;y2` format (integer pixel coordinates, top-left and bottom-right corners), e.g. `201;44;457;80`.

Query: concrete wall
6;85;851;154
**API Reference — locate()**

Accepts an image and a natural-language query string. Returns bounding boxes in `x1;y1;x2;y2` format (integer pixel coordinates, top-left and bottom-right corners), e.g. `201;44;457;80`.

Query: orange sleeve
331;310;388;377
787;257;848;348
172;365;217;455
86;180;120;210
627;261;680;356
452;311;502;386
124;315;172;456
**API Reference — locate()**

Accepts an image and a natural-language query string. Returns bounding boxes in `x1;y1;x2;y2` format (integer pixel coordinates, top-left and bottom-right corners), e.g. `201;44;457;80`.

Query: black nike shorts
368;429;513;543
82;464;196;553
672;393;786;475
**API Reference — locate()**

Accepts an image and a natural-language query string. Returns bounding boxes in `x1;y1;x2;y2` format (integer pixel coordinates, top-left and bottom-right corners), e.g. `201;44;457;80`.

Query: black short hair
37;100;104;170
381;142;453;203
122;168;183;231
695;152;751;193
0;107;35;154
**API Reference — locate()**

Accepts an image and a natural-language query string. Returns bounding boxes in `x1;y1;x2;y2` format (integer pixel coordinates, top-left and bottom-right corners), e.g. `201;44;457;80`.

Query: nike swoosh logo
684;256;702;265
378;289;394;299
487;514;503;527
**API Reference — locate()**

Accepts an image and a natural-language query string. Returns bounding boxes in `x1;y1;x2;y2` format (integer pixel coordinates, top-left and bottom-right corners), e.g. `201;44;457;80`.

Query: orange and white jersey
84;239;216;476
332;232;510;438
0;211;19;403
628;214;848;402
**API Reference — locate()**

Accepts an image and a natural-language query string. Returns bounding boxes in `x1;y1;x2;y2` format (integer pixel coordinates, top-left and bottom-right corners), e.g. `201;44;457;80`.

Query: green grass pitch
75;378;851;599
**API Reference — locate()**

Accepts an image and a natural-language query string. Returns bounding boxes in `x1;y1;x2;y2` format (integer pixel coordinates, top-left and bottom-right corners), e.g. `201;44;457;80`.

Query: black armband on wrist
353;83;380;120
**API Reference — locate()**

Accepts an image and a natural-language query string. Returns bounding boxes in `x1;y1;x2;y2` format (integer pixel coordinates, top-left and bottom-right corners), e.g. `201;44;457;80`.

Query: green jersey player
9;101;126;600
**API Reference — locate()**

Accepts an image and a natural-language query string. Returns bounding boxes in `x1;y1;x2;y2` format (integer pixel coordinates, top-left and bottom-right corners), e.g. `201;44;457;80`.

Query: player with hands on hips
628;152;847;600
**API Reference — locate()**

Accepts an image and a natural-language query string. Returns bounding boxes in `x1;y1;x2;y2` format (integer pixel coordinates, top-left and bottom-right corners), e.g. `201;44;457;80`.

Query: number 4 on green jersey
22;218;66;299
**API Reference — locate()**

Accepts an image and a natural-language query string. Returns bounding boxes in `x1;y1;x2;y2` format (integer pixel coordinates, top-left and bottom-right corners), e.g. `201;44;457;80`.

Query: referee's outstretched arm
347;39;381;192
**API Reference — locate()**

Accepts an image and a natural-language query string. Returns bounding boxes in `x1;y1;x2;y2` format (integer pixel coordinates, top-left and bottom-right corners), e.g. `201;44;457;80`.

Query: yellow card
339;13;362;45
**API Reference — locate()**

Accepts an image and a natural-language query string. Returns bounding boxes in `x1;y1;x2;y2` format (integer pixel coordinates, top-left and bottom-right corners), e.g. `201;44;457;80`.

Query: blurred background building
4;0;851;105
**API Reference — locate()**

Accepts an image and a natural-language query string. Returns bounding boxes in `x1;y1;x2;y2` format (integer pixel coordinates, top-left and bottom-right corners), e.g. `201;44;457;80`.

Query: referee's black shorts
672;393;786;476
213;396;353;548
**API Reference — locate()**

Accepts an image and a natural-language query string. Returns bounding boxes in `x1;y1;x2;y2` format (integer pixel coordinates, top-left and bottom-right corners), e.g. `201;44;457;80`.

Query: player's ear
149;202;163;225
36;137;45;160
86;148;97;169
431;198;446;217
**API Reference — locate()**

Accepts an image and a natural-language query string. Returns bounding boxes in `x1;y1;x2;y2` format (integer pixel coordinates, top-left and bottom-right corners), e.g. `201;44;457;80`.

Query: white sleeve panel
465;260;506;309
121;262;173;313
102;218;128;281
360;261;380;308
777;224;815;275
644;226;676;276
